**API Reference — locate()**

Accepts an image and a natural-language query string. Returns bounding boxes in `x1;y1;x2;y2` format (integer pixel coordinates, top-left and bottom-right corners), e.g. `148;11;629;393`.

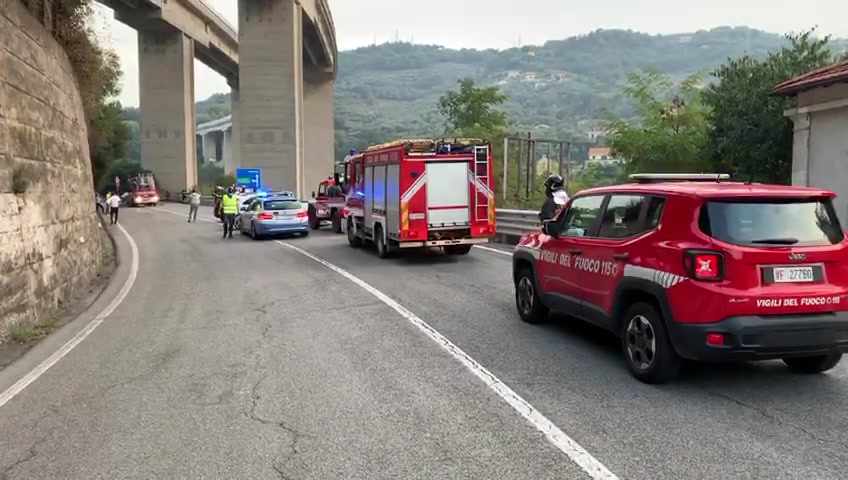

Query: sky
91;0;846;107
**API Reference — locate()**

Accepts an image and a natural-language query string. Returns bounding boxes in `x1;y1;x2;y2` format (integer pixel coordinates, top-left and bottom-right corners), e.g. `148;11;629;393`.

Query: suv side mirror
542;219;560;238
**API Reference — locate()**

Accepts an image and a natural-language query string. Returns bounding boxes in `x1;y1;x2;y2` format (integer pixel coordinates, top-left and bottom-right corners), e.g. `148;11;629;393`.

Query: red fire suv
512;173;848;384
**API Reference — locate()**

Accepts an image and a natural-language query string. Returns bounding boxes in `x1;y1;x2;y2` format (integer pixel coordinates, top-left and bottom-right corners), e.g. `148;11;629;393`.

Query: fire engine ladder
473;145;490;221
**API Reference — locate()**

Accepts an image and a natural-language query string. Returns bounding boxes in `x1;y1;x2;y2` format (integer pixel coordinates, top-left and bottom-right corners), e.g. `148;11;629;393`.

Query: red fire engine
342;139;496;258
127;172;159;207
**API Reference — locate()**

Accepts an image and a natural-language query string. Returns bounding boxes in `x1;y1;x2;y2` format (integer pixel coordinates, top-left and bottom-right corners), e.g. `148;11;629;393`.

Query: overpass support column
303;69;335;194
138;28;197;195
238;0;304;196
222;129;234;174
202;133;216;163
227;87;240;175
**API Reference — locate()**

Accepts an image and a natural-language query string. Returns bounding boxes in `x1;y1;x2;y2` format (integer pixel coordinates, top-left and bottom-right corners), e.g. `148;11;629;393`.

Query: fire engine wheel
375;227;390;258
445;244;473;255
620;302;681;384
347;218;363;248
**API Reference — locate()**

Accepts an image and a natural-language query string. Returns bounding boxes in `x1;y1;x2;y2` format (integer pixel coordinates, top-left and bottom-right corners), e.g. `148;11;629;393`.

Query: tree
100;159;144;193
569;163;621;193
437;78;507;136
90;101;132;190
603;69;710;173
703;30;836;183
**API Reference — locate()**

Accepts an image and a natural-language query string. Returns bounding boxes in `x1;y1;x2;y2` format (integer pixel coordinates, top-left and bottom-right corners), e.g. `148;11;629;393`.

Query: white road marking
0;223;140;409
474;244;511;256
154;204;615;477
274;239;618;480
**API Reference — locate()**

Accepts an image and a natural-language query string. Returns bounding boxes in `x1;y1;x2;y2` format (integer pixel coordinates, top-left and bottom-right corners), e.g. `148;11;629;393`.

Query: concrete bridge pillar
304;68;335;195
238;0;305;196
138;27;197;195
222;128;234;174
201;132;217;163
229;87;241;175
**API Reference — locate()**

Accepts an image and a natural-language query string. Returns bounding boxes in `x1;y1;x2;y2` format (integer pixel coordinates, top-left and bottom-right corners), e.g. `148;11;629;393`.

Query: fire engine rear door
425;161;470;226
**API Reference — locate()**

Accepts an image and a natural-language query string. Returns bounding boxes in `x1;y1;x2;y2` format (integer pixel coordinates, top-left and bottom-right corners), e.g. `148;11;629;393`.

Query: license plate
773;266;814;283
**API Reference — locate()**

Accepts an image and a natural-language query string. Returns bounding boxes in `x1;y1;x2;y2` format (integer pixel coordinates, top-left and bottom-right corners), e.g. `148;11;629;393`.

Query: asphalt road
1;203;847;479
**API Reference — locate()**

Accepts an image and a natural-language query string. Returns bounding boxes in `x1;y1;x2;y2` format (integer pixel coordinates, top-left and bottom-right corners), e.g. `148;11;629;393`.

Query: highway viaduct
101;0;337;198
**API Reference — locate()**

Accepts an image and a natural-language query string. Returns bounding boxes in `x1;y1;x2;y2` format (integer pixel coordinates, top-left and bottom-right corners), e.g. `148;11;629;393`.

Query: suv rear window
264;200;302;211
699;198;844;246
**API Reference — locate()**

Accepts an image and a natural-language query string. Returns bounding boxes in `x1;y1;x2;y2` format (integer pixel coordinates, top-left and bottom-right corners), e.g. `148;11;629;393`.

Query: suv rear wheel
783;354;842;374
621;302;681;384
515;267;548;324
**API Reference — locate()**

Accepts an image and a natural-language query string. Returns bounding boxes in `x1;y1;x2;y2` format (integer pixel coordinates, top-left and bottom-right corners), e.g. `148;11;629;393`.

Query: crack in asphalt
0;433;51;479
0;346;182;476
240;300;311;479
690;382;848;453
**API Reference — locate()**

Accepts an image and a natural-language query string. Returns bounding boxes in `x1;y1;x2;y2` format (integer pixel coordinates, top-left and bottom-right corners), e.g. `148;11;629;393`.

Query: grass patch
9;314;61;344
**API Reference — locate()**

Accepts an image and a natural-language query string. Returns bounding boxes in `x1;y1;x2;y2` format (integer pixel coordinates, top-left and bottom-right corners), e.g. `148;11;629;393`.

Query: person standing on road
188;188;201;223
220;187;239;238
108;191;121;224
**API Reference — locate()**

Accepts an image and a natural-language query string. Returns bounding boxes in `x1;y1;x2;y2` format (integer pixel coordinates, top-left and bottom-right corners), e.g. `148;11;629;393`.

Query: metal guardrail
495;209;539;239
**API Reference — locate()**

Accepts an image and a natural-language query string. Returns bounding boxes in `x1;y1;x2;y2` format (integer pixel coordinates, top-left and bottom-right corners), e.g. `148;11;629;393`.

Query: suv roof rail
628;173;731;184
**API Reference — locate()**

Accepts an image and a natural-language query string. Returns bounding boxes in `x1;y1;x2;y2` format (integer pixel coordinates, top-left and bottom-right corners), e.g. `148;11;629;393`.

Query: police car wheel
620;302;681;384
515;267;548;324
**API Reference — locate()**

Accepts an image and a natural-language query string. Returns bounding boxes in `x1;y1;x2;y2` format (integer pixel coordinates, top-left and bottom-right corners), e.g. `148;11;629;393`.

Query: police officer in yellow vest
221;187;239;239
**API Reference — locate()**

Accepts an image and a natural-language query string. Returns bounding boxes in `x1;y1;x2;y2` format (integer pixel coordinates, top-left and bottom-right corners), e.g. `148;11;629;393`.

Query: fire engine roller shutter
425;161;470;226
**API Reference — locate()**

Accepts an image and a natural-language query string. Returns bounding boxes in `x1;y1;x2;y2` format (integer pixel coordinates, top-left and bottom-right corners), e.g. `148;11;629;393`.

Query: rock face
0;1;103;341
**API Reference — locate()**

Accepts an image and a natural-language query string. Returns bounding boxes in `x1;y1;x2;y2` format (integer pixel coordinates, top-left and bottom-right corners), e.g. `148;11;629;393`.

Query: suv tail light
257;212;274;220
296;210;308;218
683;250;724;281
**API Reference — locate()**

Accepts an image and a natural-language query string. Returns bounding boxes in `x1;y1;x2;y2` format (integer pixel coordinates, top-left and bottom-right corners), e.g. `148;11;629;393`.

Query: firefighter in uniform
539;173;569;222
220;187;239;238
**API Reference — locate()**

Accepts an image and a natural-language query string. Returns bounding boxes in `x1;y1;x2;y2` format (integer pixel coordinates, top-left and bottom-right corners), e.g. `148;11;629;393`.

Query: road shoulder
0;217;134;395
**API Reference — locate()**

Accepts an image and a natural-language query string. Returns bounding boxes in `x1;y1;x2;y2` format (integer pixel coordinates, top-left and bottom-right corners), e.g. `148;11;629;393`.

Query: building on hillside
586;147;622;166
586;126;609;143
772;60;848;222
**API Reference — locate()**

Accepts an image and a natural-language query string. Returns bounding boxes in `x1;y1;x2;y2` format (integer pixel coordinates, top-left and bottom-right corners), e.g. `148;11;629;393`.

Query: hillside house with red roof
585;147;622;168
772;60;848;220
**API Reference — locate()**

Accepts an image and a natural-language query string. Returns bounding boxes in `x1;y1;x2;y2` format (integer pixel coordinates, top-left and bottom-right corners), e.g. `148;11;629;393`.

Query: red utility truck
308;176;346;233
342;139;497;258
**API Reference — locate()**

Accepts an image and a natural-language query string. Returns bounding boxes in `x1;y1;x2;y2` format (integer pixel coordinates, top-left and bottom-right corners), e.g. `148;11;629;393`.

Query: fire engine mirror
542;219;560;238
311;191;315;198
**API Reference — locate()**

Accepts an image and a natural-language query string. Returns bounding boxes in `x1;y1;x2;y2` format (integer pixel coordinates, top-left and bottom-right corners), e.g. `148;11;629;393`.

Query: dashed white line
0;223;140;409
274;239;618;480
